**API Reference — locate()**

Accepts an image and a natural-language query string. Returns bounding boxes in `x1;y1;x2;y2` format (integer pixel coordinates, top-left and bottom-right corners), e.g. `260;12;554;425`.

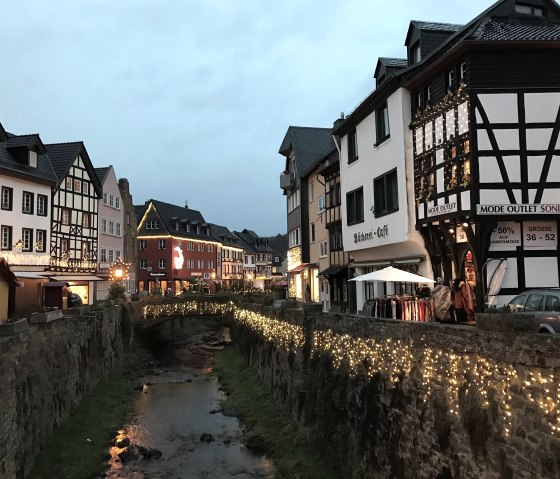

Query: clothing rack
362;295;435;322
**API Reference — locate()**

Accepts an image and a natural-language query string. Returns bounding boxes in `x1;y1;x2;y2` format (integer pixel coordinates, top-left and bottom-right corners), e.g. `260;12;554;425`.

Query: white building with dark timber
408;0;560;308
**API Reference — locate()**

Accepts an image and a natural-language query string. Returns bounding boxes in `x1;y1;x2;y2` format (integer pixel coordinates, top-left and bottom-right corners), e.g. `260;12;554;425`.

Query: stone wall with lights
229;304;560;478
0;303;133;478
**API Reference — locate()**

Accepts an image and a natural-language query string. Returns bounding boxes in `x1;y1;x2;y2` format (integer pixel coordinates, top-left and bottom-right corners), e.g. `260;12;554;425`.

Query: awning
14;272;48;279
319;266;347;277
287;263;313;274
49;275;104;282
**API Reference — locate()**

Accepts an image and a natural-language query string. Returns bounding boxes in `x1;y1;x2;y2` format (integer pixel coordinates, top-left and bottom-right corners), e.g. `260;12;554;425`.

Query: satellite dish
147;266;152;272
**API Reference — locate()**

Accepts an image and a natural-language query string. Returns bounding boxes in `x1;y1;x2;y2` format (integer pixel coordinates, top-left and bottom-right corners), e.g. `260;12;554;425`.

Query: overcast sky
1;0;491;236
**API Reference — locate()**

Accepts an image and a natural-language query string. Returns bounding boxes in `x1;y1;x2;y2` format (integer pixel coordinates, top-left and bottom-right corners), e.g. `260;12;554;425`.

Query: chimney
333;112;345;130
185;200;189;209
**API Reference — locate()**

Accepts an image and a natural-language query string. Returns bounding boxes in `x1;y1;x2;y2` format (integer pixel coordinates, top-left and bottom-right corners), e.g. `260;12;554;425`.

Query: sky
1;0;492;236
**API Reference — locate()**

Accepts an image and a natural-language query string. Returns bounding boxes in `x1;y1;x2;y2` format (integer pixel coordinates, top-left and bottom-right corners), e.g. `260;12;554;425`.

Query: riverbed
105;326;276;478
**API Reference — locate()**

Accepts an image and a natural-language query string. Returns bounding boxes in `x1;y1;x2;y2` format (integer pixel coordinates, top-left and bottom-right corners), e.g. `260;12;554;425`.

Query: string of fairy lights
143;300;560;438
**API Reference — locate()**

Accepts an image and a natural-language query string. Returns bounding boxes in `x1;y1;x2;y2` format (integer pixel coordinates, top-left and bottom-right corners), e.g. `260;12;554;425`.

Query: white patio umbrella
350;266;435;284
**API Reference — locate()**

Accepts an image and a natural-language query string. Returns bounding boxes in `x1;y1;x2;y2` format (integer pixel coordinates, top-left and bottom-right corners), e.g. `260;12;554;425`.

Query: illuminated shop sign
477;204;560;215
426;202;457;218
353;225;389;244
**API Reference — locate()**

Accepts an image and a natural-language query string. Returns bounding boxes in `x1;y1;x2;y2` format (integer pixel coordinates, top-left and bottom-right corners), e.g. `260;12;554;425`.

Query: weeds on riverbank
28;351;148;479
214;346;337;479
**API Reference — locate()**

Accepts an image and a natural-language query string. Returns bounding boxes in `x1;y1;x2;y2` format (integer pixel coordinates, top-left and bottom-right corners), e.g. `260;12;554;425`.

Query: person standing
62;282;72;309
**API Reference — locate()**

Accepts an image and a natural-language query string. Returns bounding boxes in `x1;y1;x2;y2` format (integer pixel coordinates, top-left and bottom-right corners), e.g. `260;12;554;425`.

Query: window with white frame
348;129;358;163
101;248;107;263
108;220;114;235
320;241;328;257
62;209;70;225
309;182;314;201
108;249;114;263
73;179;81;193
187;259;194;269
116;250;121;259
1;187;13;211
287;189;301;213
145;220;159;229
1;225;12;250
139;259;147;269
83;183;89;195
101;218;107;233
115;197;120;209
139;240;147;250
35;229;46;252
289;227;300;248
109;194;114;207
318;195;326;213
22;228;33;251
22;191;33;214
66;177;73;190
116;223;121;236
61;239;69;255
82;213;90;228
158;239;166;250
37;194;48;216
82;241;90;258
459;61;467;81
198;260;205;269
158;258;166;269
103;192;108;204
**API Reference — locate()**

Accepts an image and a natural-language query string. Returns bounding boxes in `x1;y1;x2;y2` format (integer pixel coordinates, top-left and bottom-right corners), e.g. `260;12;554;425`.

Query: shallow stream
105;327;275;478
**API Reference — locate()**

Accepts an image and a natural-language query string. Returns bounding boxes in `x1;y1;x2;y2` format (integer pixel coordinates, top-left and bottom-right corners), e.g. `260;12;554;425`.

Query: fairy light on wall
142;299;560;439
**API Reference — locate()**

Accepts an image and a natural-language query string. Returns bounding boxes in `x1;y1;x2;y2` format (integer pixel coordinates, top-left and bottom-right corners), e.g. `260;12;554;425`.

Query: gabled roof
374;57;408;79
95;166;111;184
234;229;273;253
278;126;336;179
405;20;463;46
0;134;57;185
210;223;241;248
44;141;103;197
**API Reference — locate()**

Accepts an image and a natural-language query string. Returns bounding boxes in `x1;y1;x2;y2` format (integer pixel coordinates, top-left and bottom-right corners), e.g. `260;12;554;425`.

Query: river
105;326;276;478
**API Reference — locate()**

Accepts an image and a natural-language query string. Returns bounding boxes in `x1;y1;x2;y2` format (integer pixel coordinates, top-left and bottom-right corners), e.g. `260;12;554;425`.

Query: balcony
280;172;295;190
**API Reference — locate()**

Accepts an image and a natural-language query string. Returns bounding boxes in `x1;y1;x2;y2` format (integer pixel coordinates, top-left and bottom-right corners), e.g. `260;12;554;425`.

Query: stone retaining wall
0;303;133;478
229;304;560;479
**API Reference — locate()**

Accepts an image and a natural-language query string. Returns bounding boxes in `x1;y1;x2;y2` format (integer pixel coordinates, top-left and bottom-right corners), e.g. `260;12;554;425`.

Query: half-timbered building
408;0;560;308
210;224;244;290
44;141;102;305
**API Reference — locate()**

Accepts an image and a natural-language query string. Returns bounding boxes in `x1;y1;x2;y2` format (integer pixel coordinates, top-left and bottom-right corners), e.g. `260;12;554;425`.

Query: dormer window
29;151;37;168
515;2;545;16
412;42;421;64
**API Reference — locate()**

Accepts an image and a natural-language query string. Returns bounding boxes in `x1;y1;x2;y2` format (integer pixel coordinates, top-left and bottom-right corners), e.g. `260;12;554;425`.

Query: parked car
506;289;560;333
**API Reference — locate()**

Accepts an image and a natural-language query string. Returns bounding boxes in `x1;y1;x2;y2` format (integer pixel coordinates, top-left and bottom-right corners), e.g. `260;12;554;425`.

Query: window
22;228;33;251
311;223;316;243
62;209;70;225
158;259;166;269
446;69;456;91
82;213;90;228
108;220;114;235
318;195;326;213
115;197;120;209
145;220;159;229
82;242;90;258
37;194;48;216
374;169;399;217
101;218;107;233
29;151;37;168
412;42;421;64
101;248;107;263
108;250;114;263
187;259;195;269
198;243;204;252
459;62;467;81
1;187;13;210
158;239;166;250
1;225;12;250
346;187;364;225
309;182;314;201
73;179;81;193
139;240;147;250
35;229;46;252
545;295;560;311
289;227;300;248
83;183;89;195
415;91;424;110
61;239;69;255
525;294;544;311
116;250;121;259
348;129;358;163
375;104;390;144
208;260;214;269
22;191;34;214
116;223;121;236
139;259;147;269
198;260;205;269
109;194;114;207
103;192;108;204
426;86;432;104
288;189;301;213
515;2;544;16
66;177;73;190
320;241;328;257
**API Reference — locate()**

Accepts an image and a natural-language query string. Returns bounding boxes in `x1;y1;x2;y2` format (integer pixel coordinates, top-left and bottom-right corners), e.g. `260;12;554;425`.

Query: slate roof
95;167;110;184
478;16;560;40
278;126;336;179
44;142;84;180
234;229;273;254
378;57;408;68
146;199;213;241
209;224;241;248
410;20;463;33
0;133;57;184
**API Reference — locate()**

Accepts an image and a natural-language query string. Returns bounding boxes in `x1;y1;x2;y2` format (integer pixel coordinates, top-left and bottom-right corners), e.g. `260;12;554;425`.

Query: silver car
507;289;560;333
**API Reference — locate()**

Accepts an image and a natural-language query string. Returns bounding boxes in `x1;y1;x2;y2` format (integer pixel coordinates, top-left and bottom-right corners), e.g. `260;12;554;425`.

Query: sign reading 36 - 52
523;221;558;250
